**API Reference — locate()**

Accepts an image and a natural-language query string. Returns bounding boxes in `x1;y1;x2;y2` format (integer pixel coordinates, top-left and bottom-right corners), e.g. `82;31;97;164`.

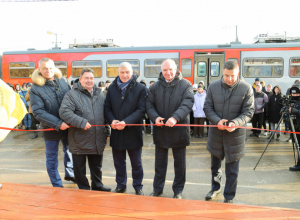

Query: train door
194;54;224;88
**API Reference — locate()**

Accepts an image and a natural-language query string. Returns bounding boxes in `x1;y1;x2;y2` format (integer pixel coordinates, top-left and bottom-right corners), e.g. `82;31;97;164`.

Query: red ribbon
1;124;300;134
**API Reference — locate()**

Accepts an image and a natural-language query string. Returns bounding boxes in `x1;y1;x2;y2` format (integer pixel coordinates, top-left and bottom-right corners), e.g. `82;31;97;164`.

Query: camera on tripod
279;95;296;113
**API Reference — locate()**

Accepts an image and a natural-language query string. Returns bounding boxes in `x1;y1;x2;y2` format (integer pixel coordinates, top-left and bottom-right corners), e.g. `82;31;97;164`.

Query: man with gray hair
59;68;111;191
203;61;254;203
104;62;146;195
146;59;194;199
30;58;75;187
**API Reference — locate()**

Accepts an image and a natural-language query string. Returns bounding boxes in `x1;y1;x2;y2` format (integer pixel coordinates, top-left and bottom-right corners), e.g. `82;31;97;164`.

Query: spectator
193;85;206;138
25;86;39;139
260;80;267;93
268;85;283;140
264;84;273;135
250;84;268;137
19;82;31;130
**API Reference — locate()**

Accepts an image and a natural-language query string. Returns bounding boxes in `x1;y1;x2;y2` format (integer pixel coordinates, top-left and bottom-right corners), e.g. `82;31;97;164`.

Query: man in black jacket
30;58;75;187
59;68;111;192
146;59;194;199
203;61;254;203
104;62;146;196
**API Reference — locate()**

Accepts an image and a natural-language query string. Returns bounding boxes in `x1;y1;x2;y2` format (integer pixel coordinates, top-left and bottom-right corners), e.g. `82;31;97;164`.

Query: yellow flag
0;79;28;142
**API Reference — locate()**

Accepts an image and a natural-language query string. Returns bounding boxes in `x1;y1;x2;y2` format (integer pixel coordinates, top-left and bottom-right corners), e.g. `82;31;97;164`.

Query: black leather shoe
31;131;38;139
173;192;182;199
289;165;300;171
224;199;233;203
150;191;163;197
250;133;256;137
112;188;126;193
205;189;221;201
195;135;199;138
199;135;203;138
64;176;76;183
135;189;144;195
95;185;111;192
286;138;292;142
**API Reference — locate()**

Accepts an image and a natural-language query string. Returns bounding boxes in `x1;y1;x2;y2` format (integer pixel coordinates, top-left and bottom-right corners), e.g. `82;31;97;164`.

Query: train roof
3;42;300;55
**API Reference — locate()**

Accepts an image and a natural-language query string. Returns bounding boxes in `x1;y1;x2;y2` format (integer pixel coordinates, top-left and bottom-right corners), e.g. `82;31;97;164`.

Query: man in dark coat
104;62;146;195
146;59;194;199
30;58;75;187
268;85;283;140
59;68;111;192
203;61;254;203
288;83;300;171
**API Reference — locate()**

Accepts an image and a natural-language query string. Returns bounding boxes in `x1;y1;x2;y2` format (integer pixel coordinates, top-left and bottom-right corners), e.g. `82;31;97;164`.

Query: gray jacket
59;80;109;155
146;71;194;148
203;78;254;163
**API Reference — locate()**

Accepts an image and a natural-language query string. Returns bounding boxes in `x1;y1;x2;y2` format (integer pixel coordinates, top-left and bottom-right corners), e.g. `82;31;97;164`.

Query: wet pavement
0;128;299;210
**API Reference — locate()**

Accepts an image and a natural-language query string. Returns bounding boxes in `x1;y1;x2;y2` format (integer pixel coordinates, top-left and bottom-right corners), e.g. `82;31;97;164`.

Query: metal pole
55;33;58;49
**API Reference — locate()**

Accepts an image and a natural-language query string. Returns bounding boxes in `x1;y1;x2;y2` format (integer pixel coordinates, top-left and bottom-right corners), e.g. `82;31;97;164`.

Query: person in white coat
193;85;206;138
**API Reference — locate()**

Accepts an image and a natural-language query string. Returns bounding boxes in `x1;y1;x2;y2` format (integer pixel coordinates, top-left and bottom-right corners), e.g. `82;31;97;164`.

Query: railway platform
0;182;300;219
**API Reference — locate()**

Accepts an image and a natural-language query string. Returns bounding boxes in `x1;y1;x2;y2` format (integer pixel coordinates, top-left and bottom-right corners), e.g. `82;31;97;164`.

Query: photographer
288;84;300;171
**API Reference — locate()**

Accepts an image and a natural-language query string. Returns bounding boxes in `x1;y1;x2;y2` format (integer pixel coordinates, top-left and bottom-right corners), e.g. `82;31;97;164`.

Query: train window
181;59;192;77
72;61;102;78
54;61;67;77
144;59;179;78
197;62;206;76
289;58;300;77
227;58;239;65
242;58;283;78
9;62;35;78
210;62;220;77
107;60;140;78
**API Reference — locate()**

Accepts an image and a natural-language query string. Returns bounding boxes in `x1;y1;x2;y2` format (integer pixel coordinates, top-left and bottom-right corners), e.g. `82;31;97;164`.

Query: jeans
23;113;31;129
44;138;74;187
270;122;281;136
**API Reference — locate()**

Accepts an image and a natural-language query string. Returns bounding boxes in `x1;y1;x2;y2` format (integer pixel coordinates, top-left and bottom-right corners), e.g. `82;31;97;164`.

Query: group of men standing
29;58;254;203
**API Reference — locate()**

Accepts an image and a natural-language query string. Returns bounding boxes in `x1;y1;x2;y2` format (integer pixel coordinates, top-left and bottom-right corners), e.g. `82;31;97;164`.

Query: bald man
146;59;194;199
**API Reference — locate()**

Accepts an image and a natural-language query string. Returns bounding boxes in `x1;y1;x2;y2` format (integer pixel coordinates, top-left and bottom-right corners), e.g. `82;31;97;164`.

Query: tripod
254;110;300;170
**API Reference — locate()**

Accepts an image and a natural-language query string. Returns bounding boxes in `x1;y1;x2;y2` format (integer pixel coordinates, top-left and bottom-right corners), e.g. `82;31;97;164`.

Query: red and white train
1;42;300;93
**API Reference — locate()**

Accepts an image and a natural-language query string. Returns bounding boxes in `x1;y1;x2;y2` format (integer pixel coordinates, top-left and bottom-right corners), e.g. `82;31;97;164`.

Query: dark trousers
72;154;104;190
153;146;186;193
211;155;240;200
252;113;264;134
112;147;143;190
30;113;38;130
194;117;205;136
262;111;267;130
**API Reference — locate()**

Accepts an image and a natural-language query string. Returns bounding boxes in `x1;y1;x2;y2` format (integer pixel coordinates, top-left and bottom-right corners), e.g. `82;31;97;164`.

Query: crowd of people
4;58;300;204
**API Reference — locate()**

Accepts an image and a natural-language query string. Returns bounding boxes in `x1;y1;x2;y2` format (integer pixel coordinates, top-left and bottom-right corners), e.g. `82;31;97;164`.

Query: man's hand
165;117;177;127
217;119;228;130
60;122;70;130
84;122;92;130
226;122;236;132
155;117;165;125
111;120;120;129
116;121;126;130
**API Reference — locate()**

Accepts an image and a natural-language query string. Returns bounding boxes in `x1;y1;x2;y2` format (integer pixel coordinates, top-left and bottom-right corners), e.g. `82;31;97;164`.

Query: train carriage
1;42;300;93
